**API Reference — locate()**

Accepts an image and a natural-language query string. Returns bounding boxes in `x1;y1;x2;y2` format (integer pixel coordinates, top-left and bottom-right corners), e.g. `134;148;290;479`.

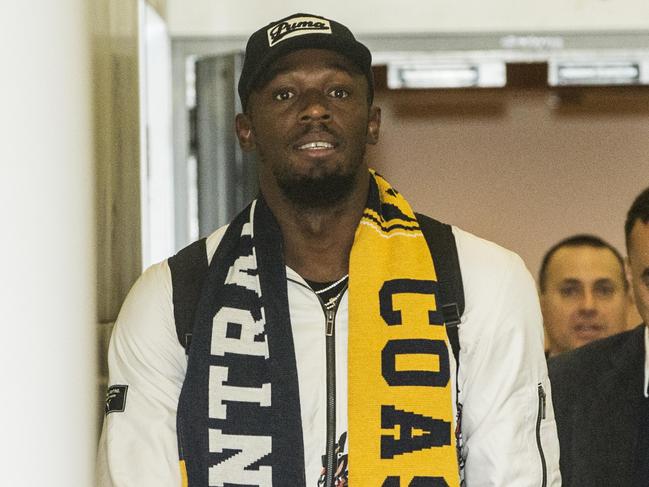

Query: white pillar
0;2;96;486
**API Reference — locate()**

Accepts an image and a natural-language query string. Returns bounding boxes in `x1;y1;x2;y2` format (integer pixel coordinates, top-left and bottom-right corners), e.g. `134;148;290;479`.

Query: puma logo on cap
267;16;332;47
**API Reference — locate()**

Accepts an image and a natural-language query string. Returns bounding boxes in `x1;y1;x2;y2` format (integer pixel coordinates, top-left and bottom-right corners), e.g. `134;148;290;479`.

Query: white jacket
96;224;561;486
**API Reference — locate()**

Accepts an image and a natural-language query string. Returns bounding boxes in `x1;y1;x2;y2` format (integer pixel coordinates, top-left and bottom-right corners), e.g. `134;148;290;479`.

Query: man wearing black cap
97;13;560;487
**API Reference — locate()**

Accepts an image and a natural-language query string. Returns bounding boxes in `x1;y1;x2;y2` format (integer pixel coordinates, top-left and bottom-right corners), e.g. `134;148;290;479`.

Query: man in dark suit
549;186;649;486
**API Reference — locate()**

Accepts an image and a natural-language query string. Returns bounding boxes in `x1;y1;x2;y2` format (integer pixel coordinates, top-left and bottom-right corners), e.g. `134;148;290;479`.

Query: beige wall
93;0;143;435
94;0;142;325
94;0;175;435
366;85;649;288
94;1;170;325
166;0;649;36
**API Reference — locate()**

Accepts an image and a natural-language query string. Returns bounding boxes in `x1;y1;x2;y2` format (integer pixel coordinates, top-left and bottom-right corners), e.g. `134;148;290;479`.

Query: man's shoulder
205;225;230;264
549;325;646;385
428;223;542;347
447;224;534;306
169;224;230;268
451;225;522;271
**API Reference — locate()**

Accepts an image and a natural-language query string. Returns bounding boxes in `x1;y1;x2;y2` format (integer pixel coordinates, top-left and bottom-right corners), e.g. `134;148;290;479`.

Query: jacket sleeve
455;230;561;486
96;261;187;487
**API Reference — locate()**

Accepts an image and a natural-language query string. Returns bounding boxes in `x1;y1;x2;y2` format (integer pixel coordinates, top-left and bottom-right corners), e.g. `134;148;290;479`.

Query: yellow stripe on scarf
348;172;459;486
180;460;188;487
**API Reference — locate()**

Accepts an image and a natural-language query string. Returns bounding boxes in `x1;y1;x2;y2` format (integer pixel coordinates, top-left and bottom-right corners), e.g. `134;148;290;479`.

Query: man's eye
641;273;649;289
559;286;580;298
329;88;349;99
594;284;616;297
273;90;294;101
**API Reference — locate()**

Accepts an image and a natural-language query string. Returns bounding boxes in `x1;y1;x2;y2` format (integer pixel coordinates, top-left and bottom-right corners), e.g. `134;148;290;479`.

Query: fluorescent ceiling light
549;61;643;86
388;62;506;89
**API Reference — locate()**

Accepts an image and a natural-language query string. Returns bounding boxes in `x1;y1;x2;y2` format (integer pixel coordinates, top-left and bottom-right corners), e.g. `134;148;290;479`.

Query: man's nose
578;290;597;313
298;90;332;124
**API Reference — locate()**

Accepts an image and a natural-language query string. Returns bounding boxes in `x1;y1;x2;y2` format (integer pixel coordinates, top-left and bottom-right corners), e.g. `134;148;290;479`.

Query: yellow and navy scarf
349;171;459;486
177;171;459;486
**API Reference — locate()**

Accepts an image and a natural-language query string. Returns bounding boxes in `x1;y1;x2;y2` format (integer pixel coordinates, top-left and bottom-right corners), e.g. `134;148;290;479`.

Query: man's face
627;220;649;325
236;48;380;209
541;245;629;356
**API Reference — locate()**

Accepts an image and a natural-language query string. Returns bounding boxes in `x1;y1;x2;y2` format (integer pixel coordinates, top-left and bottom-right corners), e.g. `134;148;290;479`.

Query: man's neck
262;172;369;283
281;205;362;282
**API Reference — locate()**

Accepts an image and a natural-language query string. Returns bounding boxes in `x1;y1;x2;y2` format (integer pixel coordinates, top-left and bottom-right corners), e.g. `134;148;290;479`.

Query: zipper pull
325;307;335;337
538;384;547;419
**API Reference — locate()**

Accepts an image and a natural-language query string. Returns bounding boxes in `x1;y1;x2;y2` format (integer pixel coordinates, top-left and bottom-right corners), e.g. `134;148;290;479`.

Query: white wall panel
0;1;96;485
167;0;649;37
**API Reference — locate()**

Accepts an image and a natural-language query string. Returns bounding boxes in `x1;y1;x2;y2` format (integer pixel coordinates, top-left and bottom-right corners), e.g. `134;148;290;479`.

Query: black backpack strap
168;238;209;352
416;213;465;364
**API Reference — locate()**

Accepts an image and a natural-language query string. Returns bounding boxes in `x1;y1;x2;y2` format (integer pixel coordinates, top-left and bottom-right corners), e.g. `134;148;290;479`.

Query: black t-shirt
304;276;348;309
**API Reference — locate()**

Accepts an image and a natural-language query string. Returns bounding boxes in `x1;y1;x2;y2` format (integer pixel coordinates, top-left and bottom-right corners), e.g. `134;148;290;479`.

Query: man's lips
296;141;335;150
291;135;340;159
291;128;340;152
572;323;605;339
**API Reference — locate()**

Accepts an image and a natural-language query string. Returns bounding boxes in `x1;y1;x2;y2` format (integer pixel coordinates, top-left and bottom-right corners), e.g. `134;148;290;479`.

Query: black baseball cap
238;13;374;111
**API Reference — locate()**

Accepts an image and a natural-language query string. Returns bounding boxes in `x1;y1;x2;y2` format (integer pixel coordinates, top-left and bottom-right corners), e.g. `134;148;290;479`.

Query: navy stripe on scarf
177;198;306;486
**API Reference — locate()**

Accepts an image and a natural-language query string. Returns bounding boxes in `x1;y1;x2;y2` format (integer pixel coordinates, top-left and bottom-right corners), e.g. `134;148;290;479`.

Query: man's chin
277;172;357;209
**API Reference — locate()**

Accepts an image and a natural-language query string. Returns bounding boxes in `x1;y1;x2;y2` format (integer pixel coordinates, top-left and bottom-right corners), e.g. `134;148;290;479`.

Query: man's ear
235;113;255;152
366;105;381;145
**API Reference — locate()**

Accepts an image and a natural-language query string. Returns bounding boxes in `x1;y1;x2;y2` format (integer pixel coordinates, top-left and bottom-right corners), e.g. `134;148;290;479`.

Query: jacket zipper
315;285;346;487
324;305;337;487
536;383;548;487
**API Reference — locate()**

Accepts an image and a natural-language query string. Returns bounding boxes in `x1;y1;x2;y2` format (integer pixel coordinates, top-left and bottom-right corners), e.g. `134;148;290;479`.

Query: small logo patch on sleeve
105;385;128;415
